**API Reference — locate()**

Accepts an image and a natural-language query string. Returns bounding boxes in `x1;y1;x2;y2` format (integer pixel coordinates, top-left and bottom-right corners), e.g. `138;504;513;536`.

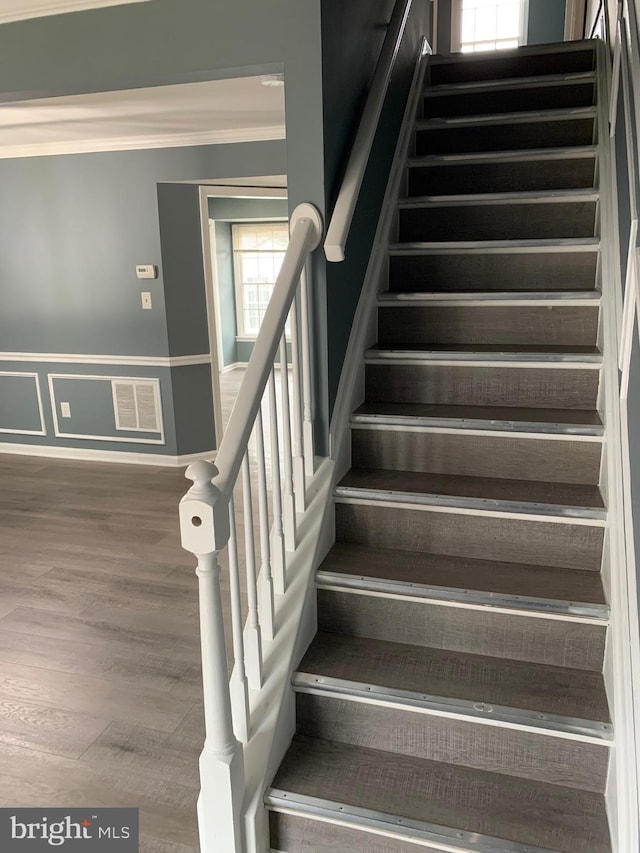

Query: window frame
451;0;529;54
231;220;290;340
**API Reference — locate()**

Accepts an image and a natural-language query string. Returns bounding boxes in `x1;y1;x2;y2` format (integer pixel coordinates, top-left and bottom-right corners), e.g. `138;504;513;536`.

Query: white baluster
299;268;315;478
255;404;275;640
179;461;244;853
241;453;263;689
279;336;297;551
227;497;249;743
268;371;286;594
289;294;307;513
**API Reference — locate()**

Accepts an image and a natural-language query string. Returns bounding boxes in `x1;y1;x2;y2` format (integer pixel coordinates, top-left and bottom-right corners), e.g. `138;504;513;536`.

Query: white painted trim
199;187;224;443
565;0;587;39
595;34;640;851
0;351;210;367
0;0;151;23
47;372;165;445
0;441;214;467
0;126;286;160
0;372;46;436
221;362;249;373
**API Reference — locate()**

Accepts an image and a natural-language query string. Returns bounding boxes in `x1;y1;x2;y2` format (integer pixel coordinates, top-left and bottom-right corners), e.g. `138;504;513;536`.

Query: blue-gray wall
527;0;566;45
0;140;285;458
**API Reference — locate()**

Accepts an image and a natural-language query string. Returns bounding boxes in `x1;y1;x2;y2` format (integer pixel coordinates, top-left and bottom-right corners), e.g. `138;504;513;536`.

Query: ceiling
0;0;151;24
0;77;286;159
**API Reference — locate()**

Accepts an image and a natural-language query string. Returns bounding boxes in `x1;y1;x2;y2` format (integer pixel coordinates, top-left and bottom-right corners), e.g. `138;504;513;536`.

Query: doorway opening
198;183;288;441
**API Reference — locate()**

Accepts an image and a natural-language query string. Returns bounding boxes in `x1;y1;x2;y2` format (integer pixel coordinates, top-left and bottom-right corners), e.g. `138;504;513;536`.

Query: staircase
267;41;614;853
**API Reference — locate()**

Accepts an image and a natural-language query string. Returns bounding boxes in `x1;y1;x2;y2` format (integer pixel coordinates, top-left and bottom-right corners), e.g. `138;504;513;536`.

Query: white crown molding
0;352;211;367
0;125;286;160
0;1;151;24
0;441;215;466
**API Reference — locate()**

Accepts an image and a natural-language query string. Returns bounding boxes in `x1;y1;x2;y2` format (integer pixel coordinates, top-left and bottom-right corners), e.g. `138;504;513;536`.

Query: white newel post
179;461;245;853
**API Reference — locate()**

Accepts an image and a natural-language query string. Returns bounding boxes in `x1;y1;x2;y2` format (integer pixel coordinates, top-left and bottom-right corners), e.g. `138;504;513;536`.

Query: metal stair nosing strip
292;670;613;743
407;145;599;166
415;105;598;130
315;570;609;621
397;189;600;208
423;70;597;97
350;412;604;437
388;237;601;255
377;291;601;305
265;790;569;853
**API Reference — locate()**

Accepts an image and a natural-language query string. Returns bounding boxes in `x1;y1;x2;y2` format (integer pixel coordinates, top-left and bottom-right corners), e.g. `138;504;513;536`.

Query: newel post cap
179;460;230;555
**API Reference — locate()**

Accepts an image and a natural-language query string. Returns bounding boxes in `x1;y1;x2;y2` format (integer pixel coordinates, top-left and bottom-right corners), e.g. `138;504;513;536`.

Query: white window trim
451;0;529;54
232;221;289;340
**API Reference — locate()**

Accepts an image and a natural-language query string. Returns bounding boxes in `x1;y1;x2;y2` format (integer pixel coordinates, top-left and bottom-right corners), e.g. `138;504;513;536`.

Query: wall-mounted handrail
178;201;323;853
324;0;413;262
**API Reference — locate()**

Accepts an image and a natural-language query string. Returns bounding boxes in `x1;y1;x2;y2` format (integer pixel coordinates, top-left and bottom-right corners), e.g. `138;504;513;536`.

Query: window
232;222;289;338
452;0;527;53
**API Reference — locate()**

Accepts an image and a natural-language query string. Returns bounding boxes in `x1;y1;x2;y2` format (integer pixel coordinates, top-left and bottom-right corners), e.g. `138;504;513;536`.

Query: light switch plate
141;292;152;310
60;402;71;418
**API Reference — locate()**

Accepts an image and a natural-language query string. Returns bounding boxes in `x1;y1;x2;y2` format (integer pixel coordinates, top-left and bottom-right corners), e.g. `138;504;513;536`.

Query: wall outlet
141;292;152;310
60;402;71;418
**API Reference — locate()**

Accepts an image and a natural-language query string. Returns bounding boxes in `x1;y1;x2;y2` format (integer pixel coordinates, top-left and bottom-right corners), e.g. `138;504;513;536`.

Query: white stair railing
178;202;323;853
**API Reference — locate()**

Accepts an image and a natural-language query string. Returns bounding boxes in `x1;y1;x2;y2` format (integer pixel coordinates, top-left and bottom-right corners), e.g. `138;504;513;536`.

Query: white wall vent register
112;379;161;432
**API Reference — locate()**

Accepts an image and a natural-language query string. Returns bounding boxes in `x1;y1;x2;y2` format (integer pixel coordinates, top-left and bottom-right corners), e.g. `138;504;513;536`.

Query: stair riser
408;158;597;196
398;202;597;242
317;589;606;670
296;693;608;792
351;429;602;484
415;118;596;156
270;812;440;853
365;364;599;409
378;305;599;347
429;49;596;86
334;502;604;570
388;251;598;293
423;82;596;119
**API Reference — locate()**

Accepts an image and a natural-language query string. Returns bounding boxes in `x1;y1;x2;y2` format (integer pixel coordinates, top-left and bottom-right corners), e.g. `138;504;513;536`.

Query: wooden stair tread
270;736;611;853
338;468;605;510
318;542;606;605
299;631;610;722
353;401;603;430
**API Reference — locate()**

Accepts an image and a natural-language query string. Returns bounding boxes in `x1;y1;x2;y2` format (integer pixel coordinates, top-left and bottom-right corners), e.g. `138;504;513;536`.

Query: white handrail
178;200;323;853
324;0;413;262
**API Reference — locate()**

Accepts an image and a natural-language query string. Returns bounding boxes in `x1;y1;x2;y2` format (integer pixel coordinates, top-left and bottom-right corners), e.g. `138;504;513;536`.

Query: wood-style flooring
0;369;254;852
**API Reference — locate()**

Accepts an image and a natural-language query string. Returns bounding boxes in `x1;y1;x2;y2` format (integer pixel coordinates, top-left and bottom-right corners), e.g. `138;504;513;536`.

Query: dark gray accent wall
169;363;216;456
208;197;288;220
321;0;432;416
157;182;209;358
527;0;567;44
214;222;238;368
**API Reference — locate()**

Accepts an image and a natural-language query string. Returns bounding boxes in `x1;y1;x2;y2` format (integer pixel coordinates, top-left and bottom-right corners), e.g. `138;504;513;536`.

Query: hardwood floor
0;370;254;852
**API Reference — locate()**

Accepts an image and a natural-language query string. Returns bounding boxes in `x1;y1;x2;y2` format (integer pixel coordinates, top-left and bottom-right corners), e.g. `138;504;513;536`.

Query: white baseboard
0;441;216;467
220;362;249;373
